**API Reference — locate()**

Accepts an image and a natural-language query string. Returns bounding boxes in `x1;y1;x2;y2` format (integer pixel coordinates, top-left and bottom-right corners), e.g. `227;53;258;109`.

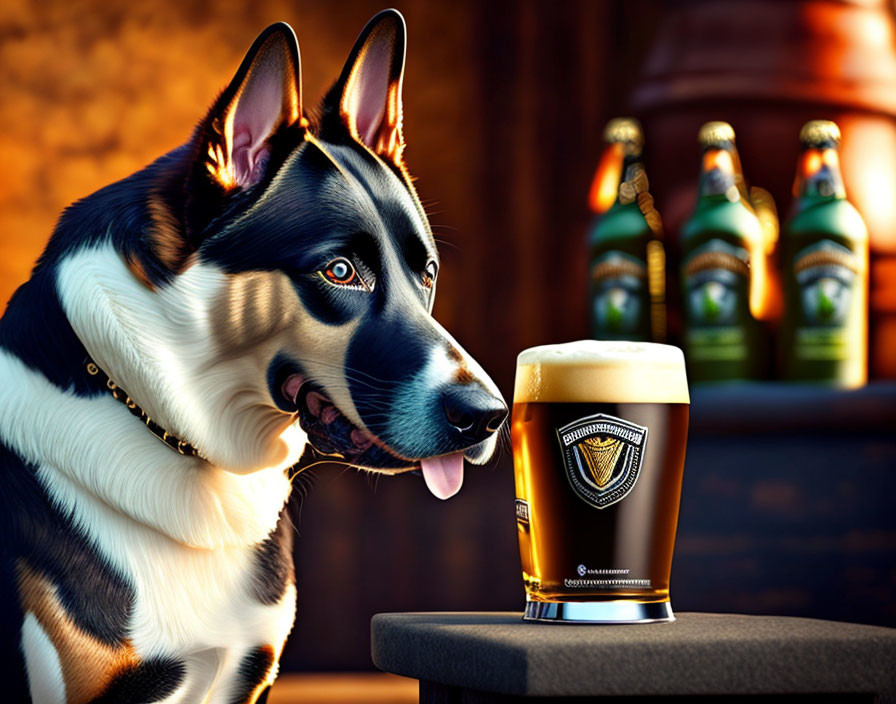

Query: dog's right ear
320;10;407;166
198;22;302;191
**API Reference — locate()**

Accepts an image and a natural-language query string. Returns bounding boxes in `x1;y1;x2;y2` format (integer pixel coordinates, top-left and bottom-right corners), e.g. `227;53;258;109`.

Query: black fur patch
0;443;134;649
251;509;294;606
92;657;186;703
0;534;28;700
229;646;276;704
344;314;440;444
0;270;98;397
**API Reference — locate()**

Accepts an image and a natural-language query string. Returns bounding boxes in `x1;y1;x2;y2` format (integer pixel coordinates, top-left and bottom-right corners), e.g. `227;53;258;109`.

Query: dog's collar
84;357;206;460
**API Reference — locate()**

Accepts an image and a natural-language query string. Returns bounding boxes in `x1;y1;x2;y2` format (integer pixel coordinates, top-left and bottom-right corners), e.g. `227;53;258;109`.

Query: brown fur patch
446;346;474;384
210;271;299;358
455;366;474;384
124;252;156;291
16;561;140;704
147;190;190;273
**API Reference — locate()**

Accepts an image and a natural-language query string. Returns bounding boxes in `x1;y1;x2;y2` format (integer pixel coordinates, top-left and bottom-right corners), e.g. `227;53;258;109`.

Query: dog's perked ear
200;22;303;191
321;9;407;166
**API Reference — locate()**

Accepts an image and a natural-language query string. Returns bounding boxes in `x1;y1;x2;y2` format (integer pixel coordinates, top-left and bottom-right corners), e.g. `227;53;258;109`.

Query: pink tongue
420;452;465;500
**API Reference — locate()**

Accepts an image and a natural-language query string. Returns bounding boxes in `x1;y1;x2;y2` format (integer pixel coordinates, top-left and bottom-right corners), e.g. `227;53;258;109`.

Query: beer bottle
680;121;767;382
779;120;868;387
587;118;666;342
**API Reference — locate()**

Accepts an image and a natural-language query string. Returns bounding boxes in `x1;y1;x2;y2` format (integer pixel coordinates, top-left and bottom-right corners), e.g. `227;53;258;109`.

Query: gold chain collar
85;358;206;460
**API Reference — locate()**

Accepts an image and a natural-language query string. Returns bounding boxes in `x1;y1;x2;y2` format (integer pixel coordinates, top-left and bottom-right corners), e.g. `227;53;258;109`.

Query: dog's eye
422;261;438;289
323;258;360;286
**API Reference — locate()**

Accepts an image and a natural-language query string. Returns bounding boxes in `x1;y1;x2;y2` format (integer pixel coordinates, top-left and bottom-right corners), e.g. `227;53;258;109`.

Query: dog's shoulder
0;417;134;649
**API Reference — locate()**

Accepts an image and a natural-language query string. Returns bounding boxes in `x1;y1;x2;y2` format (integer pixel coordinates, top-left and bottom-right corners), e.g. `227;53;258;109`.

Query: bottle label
686;327;747;360
793;240;859;361
590;251;648;339
556;413;648;510
683;239;751;361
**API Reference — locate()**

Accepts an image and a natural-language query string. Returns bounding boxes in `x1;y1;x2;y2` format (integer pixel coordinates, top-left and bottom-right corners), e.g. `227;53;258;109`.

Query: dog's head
90;11;506;498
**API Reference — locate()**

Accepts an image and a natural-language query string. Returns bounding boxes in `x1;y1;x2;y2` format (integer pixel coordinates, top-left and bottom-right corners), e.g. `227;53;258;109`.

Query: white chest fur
40;464;296;656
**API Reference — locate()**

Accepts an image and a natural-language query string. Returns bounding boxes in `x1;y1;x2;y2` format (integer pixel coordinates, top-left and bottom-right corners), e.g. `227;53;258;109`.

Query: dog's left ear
323;9;407;165
202;22;303;190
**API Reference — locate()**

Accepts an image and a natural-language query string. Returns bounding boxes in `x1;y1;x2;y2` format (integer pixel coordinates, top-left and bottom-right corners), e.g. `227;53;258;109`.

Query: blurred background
2;0;895;696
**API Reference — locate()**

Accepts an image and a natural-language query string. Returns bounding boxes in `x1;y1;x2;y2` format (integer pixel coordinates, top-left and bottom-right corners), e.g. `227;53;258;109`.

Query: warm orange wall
0;0;475;312
2;0;249;304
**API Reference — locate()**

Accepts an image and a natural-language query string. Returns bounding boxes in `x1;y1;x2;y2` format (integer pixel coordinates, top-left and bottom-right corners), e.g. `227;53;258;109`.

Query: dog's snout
442;385;508;443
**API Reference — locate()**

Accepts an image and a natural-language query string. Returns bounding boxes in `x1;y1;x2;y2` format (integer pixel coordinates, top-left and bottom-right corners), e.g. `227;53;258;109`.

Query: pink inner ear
350;40;392;147
231;53;285;187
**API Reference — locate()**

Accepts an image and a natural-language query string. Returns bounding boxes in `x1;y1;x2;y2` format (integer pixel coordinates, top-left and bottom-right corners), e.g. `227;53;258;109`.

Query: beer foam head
514;340;689;404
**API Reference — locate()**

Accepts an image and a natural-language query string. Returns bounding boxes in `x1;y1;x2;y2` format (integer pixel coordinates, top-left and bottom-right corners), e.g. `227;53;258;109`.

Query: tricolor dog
0;10;507;703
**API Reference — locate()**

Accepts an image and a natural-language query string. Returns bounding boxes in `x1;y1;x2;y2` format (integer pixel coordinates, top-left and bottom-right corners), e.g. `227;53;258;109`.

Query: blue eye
324;258;358;285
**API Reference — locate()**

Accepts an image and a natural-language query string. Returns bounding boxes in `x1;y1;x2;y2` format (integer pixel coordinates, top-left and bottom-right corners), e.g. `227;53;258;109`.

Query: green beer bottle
681;121;768;382
779;120;868;387
587;118;666;342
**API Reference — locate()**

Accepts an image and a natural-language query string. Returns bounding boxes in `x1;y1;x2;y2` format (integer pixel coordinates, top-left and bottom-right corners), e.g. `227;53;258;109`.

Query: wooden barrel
631;0;896;379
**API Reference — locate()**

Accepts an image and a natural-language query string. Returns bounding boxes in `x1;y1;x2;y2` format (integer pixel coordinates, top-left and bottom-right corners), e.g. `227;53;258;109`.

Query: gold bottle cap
603;117;643;150
799;120;841;148
698;121;736;147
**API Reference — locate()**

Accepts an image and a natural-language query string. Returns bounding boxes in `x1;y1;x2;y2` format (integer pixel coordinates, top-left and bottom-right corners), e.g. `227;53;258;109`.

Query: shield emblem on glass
557;413;648;510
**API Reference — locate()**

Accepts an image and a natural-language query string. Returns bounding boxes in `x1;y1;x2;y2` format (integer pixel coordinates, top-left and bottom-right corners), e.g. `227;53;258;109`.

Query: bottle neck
588;144;645;213
696;147;745;203
793;147;846;201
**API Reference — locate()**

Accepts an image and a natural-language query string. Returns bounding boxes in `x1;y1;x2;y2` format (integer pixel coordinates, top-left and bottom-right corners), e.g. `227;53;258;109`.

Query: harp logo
557;413;648;509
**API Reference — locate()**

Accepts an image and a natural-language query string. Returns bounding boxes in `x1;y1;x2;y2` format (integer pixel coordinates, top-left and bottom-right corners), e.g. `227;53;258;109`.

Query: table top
371;611;896;698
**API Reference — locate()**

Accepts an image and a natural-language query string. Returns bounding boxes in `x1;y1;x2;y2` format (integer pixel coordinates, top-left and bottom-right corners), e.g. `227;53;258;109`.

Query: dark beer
512;341;689;623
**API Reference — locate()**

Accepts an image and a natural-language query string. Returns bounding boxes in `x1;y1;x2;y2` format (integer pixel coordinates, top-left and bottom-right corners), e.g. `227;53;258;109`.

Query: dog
0;10;507;703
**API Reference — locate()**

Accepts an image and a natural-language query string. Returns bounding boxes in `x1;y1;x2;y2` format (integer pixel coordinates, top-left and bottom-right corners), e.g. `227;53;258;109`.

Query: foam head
514;340;689;404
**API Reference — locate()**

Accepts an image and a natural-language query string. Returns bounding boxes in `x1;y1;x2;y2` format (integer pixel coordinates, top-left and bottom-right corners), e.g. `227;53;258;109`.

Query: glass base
524;599;674;624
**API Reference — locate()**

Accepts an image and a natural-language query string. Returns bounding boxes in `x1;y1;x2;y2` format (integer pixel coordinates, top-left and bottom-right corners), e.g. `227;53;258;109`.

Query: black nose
442;385;508;444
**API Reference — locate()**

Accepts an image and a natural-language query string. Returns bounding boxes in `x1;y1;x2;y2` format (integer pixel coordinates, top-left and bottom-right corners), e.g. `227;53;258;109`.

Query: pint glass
511;340;689;623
